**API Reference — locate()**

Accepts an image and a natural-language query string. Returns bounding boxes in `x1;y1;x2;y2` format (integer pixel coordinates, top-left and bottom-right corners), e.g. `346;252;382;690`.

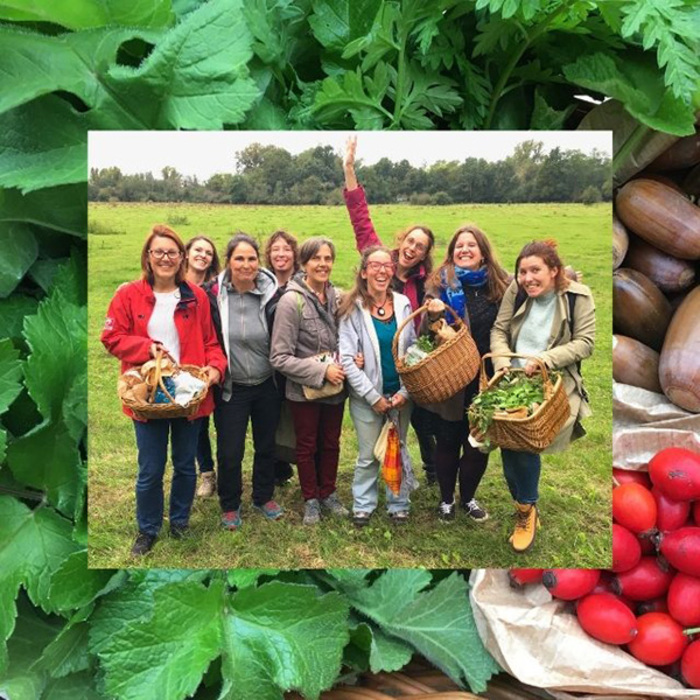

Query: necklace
373;296;390;317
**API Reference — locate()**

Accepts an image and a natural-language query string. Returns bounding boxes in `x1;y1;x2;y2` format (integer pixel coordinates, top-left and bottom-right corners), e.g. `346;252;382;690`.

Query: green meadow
88;201;612;570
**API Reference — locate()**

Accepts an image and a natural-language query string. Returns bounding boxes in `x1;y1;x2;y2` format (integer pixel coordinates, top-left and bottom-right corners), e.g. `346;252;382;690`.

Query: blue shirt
372;315;400;395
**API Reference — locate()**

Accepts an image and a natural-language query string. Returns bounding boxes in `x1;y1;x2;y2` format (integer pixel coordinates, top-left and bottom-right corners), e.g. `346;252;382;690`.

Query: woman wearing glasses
101;224;226;557
184;235;222;499
343;136;439;486
338;246;416;527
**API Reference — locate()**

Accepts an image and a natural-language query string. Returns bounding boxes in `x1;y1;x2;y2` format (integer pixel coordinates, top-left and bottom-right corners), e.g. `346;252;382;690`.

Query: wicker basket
118;349;209;420
392;304;480;405
469;352;570;453
286;658;554;699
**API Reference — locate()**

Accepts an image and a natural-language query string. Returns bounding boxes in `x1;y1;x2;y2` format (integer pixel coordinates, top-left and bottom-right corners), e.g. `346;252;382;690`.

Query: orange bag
381;420;402;496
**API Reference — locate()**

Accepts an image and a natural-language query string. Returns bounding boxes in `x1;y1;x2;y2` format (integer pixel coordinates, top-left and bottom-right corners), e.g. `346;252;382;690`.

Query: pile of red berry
510;446;700;690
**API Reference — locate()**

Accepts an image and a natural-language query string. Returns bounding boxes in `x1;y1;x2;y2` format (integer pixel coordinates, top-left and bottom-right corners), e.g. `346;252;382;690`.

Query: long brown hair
140;224;186;285
429;223;509;303
338;245;393;318
396;224;435;275
515;239;570;292
185;234;221;282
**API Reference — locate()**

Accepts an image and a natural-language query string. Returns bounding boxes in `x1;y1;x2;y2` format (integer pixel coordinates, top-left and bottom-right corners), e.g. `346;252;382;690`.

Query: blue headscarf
440;265;488;320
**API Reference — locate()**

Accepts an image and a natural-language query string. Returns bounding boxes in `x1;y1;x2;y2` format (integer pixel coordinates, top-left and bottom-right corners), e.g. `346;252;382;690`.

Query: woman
338;246;416;526
184;235;221;499
264;230;300;486
343;135;438;485
270;237;348;525
490;239;595;553
207;233;285;530
101;224;226;557
423;224;511;524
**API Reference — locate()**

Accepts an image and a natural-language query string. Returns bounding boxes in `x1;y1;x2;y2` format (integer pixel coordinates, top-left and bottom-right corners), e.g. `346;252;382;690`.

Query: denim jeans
349;397;411;514
214;377;281;511
501;448;541;504
196;415;215;473
132;417;200;535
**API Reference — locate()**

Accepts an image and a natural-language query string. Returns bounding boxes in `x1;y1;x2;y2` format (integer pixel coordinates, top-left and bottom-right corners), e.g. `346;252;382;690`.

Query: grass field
88;201;612;570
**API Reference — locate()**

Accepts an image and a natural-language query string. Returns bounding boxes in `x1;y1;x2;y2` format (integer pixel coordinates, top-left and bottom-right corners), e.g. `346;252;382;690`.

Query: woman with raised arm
101;225;226;557
343;135;438;486
490;239;595;553
423;224;511;525
184;235;222;499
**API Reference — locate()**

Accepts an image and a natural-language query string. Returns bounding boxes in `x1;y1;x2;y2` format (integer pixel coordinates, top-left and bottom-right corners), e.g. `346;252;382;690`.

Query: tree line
89;140;611;206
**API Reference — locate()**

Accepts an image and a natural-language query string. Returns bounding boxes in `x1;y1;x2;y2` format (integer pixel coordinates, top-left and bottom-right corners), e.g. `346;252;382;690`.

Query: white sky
88;131;612;180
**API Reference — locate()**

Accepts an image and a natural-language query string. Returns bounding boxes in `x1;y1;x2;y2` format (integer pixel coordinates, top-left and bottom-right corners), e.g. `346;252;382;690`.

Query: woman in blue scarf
423;224;510;522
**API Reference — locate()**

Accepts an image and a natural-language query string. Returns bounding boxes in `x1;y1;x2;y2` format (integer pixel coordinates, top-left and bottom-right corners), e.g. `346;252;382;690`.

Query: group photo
87;130;612;569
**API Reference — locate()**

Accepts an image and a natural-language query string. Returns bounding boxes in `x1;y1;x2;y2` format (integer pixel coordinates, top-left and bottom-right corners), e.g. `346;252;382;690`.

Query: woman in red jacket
343;136;439;485
101;224;227;557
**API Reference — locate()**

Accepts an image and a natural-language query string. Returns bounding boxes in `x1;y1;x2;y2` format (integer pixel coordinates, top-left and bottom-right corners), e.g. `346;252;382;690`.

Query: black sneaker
438;500;455;522
170;523;189;539
462;498;489;522
131;532;157;556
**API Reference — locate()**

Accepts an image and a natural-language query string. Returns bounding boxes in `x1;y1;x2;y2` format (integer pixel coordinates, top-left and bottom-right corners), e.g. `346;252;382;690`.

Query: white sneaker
197;470;216;498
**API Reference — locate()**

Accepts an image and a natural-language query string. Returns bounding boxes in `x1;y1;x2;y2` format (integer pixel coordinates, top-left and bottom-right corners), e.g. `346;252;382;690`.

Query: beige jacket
490;279;595;453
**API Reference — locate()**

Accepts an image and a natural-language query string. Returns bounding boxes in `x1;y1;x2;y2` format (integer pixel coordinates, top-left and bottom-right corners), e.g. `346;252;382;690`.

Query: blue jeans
349;397;411;514
501;448;541;504
133;417;200;535
196;415;215;473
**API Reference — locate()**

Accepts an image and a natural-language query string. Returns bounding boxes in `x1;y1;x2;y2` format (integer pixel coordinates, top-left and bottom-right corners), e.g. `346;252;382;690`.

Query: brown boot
197;470;216;498
510;502;539;553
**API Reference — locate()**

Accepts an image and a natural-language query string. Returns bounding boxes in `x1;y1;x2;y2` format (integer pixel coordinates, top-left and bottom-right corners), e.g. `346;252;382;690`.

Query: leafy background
1;0;698;698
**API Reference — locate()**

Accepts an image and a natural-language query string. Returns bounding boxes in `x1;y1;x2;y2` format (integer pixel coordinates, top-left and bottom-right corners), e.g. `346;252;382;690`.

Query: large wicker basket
118;349;209;421
392;304;480;405
470;353;570;453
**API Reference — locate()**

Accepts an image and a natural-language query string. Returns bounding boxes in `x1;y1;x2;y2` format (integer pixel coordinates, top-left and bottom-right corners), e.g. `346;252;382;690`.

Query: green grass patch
88;201;612;569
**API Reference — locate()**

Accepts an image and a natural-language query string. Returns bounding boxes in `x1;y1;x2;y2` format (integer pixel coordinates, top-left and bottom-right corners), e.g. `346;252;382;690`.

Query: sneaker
131;532;157;556
197;470;216;498
320;492;349;517
438;500;456;522
303;498;321;526
221;509;242;531
353;511;372;528
253;500;284;521
169;523;189;539
462;498;489;522
389;510;409;525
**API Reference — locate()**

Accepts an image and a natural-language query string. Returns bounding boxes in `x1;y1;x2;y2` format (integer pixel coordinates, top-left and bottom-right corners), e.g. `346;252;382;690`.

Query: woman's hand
354;352;364;369
344;135;358;190
523;359;540;377
389;393;407;410
470;426;487;443
204;366;221;386
372;396;391;414
325;363;346;385
426;298;445;320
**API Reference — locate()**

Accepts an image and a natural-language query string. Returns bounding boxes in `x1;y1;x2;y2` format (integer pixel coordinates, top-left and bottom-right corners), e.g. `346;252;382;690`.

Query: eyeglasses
149;249;182;260
366;261;396;273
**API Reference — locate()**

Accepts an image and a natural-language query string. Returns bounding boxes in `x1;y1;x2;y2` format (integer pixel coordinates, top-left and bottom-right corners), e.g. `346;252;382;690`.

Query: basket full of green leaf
468;353;569;453
393;304;480;405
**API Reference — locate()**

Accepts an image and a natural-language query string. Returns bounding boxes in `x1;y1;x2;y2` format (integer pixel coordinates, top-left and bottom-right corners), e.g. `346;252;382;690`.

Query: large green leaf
0;297;39;343
220;582;350;700
0;339;22;415
309;0;382;50
0;0;173;29
48;551;115;613
0;222;38;298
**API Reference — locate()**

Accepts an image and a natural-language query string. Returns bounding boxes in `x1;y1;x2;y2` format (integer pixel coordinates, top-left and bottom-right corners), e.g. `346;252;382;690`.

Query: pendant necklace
374;297;389;317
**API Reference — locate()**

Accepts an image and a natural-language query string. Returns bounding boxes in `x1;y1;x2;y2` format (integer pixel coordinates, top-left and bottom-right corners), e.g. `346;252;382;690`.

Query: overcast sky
88;131;612;181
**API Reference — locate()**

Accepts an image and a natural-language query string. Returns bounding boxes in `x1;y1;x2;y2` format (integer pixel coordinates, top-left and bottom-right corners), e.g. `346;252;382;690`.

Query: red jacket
343;184;428;329
101;279;227;421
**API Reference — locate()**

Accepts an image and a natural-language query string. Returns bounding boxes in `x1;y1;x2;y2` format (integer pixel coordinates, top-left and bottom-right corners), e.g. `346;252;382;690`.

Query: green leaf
337;570;499;693
0;97;89;193
221;582;350;700
241;97;290;130
0;339;22;415
0;297;39;343
0;184;87;237
349;620;413;673
309;0;382;51
0;497;79;673
0;0;174;29
22;288;86;425
99;581;224;700
48;551;115;613
226;569;281;589
33;616;91;678
0;222;38;298
29;259;68;294
42;671;107;699
104;0;260;129
530;91;575;129
563;51;696;136
7;420;82;517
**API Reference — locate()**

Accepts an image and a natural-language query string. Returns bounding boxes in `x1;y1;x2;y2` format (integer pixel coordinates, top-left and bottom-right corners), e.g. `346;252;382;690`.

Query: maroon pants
289;400;344;501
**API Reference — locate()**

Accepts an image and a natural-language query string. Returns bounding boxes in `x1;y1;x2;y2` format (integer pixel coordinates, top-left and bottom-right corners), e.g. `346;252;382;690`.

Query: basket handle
148;348;177;404
479;352;554;400
391;302;463;359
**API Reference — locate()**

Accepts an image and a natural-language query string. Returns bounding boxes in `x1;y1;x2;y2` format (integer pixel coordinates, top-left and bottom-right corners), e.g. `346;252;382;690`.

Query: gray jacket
338;293;416;408
215;267;278;400
269;278;345;404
